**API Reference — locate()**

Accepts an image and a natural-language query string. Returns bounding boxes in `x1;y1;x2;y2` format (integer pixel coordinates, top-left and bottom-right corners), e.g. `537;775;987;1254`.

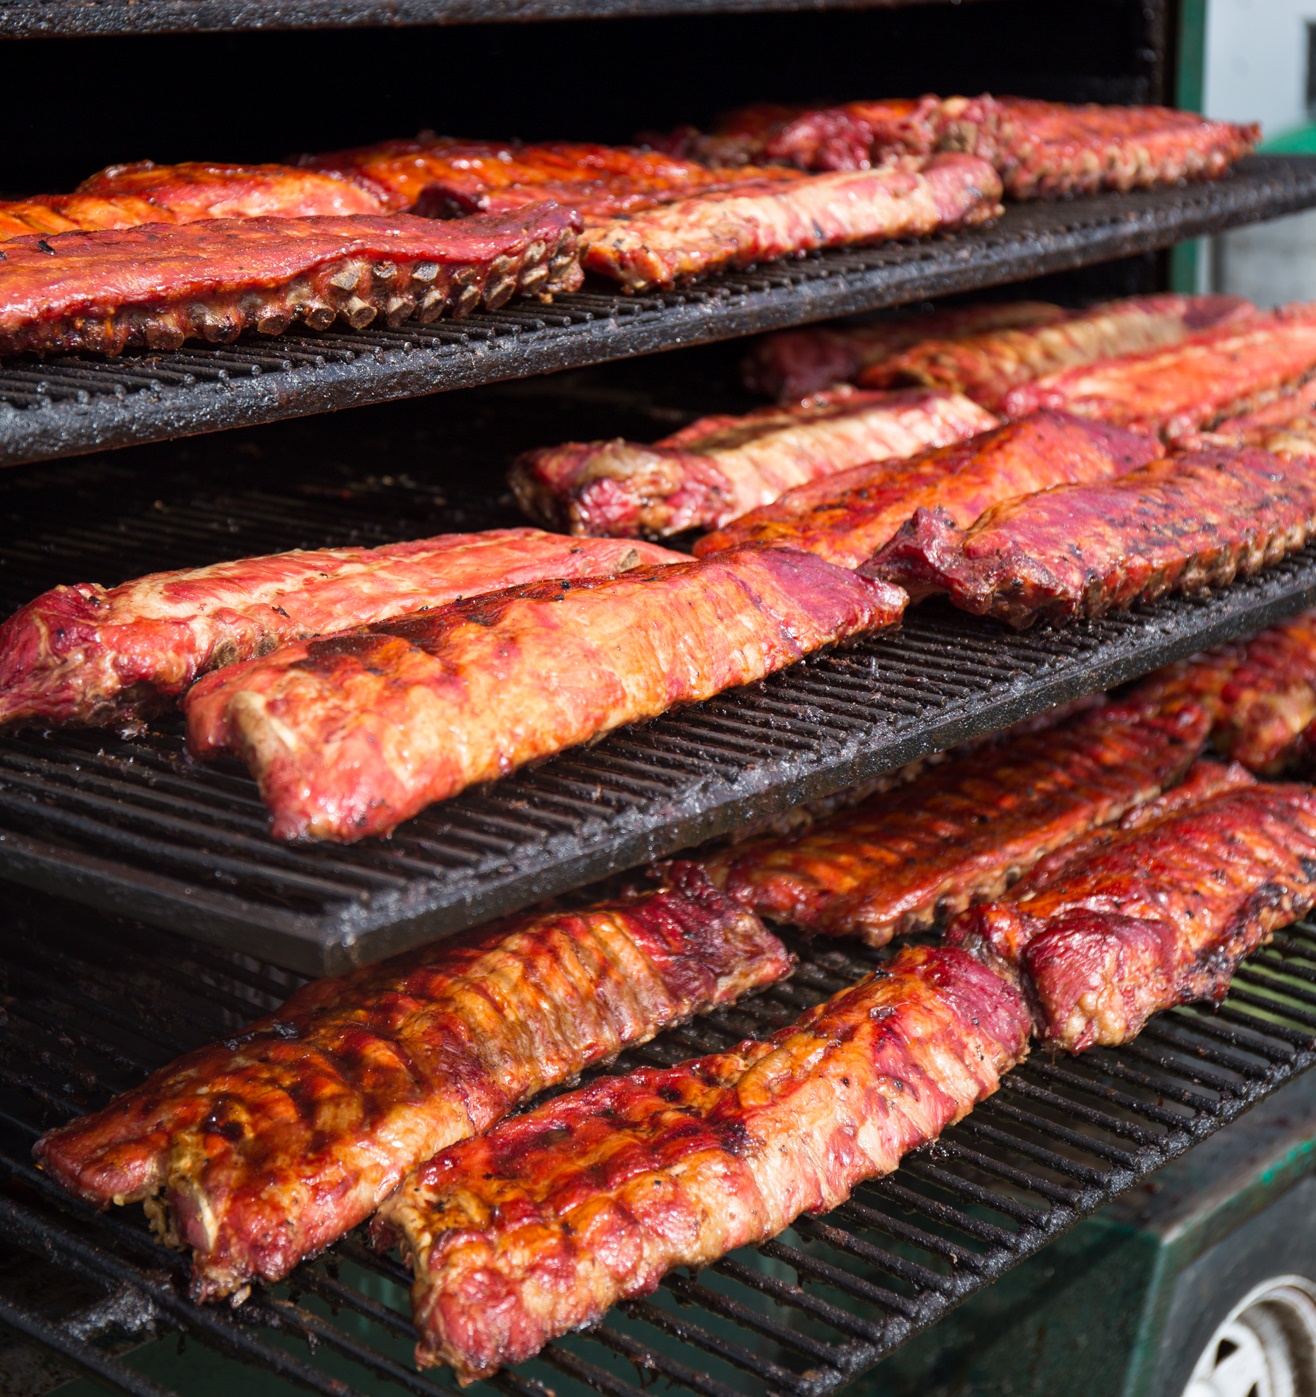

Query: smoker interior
5;159;1315;469
4;0;1316;1390
3;885;1315;1397
5;379;1316;972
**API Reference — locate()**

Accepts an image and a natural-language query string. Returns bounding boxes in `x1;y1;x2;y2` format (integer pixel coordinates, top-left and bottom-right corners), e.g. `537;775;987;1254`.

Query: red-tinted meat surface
0;531;678;732
183;547;907;842
374;944;1030;1381
35;864;790;1301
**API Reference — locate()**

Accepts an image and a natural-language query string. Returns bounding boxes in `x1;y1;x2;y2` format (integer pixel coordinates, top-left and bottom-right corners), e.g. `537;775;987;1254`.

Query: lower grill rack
1;891;1314;1397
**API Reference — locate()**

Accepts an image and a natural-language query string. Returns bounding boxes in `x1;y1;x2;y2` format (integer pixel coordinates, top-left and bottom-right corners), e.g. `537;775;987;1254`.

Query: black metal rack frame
2;890;1314;1397
2;157;1314;469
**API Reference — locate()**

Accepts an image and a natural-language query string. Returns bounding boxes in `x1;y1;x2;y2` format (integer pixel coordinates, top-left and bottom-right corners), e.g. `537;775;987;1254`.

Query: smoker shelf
4;546;1316;973
1;0;969;39
2;156;1314;470
1;889;1314;1397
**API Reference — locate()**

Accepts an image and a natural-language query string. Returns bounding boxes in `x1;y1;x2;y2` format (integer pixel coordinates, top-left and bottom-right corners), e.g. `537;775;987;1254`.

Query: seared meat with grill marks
303;135;801;219
655;96;1006;171
860;294;1254;410
582;154;1003;293
0;530;677;733
183;546;906;842
949;782;1316;1051
695;411;1161;567
1002;305;1316;439
373;943;1030;1381
35;862;789;1302
867;445;1316;628
993;98;1259;199
0;205;581;357
741;302;1067;402
0;162;386;241
1131;610;1316;774
703;698;1208;944
510;388;997;538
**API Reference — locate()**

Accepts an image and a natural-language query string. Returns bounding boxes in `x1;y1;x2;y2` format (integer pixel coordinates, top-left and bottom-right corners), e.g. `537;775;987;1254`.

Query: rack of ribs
510;388;998;538
703;698;1208;944
0;530;677;733
993;98;1260;199
694;410;1162;566
741;301;1067;402
652;96;1006;170
948;780;1316;1051
859;294;1254;410
1002;304;1316;439
302;135;802;219
654;96;1257;198
0;161;388;240
182;546;907;842
0;204;582;357
34;863;790;1302
866;444;1316;628
1130;610;1316;775
372;942;1030;1381
581;154;1003;293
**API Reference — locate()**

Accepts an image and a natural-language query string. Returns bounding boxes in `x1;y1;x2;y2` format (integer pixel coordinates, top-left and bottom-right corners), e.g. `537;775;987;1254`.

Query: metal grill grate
1;887;1314;1397
5;547;1316;972
2;157;1314;469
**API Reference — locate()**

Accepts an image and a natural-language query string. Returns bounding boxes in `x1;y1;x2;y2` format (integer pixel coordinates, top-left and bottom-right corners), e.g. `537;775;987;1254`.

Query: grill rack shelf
5;547;1316;974
2;157;1314;470
0;0;966;39
1;892;1314;1397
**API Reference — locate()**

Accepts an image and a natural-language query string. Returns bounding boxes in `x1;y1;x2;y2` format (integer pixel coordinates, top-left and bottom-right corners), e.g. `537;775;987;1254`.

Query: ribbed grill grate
1;157;1314;468
1;888;1313;1397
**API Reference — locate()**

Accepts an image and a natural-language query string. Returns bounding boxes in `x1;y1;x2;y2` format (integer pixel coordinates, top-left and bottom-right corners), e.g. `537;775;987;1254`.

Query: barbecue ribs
1131;610;1316;774
0;162;386;240
867;445;1316;628
705;698;1208;943
949;781;1316;1051
34;863;790;1301
0;530;676;733
859;294;1253;410
303;135;802;219
741;302;1067;402
183;546;907;842
373;943;1030;1381
510;388;998;538
581;154;1003;292
694;410;1161;567
1002;305;1316;439
0;205;582;357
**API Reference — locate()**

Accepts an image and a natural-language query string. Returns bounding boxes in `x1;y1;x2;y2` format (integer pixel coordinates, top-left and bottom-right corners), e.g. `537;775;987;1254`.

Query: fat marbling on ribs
34;863;791;1301
183;545;907;842
374;943;1031;1381
510;387;998;538
694;410;1162;567
949;779;1316;1051
867;444;1316;628
705;697;1209;943
0;530;678;732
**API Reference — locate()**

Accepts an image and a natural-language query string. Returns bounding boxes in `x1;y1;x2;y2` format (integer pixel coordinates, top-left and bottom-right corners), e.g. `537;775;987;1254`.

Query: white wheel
1184;1276;1316;1397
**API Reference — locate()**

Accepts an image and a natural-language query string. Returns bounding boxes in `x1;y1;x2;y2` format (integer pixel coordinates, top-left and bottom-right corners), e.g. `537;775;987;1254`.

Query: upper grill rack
1;887;1314;1397
2;157;1314;469
5;551;1316;974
